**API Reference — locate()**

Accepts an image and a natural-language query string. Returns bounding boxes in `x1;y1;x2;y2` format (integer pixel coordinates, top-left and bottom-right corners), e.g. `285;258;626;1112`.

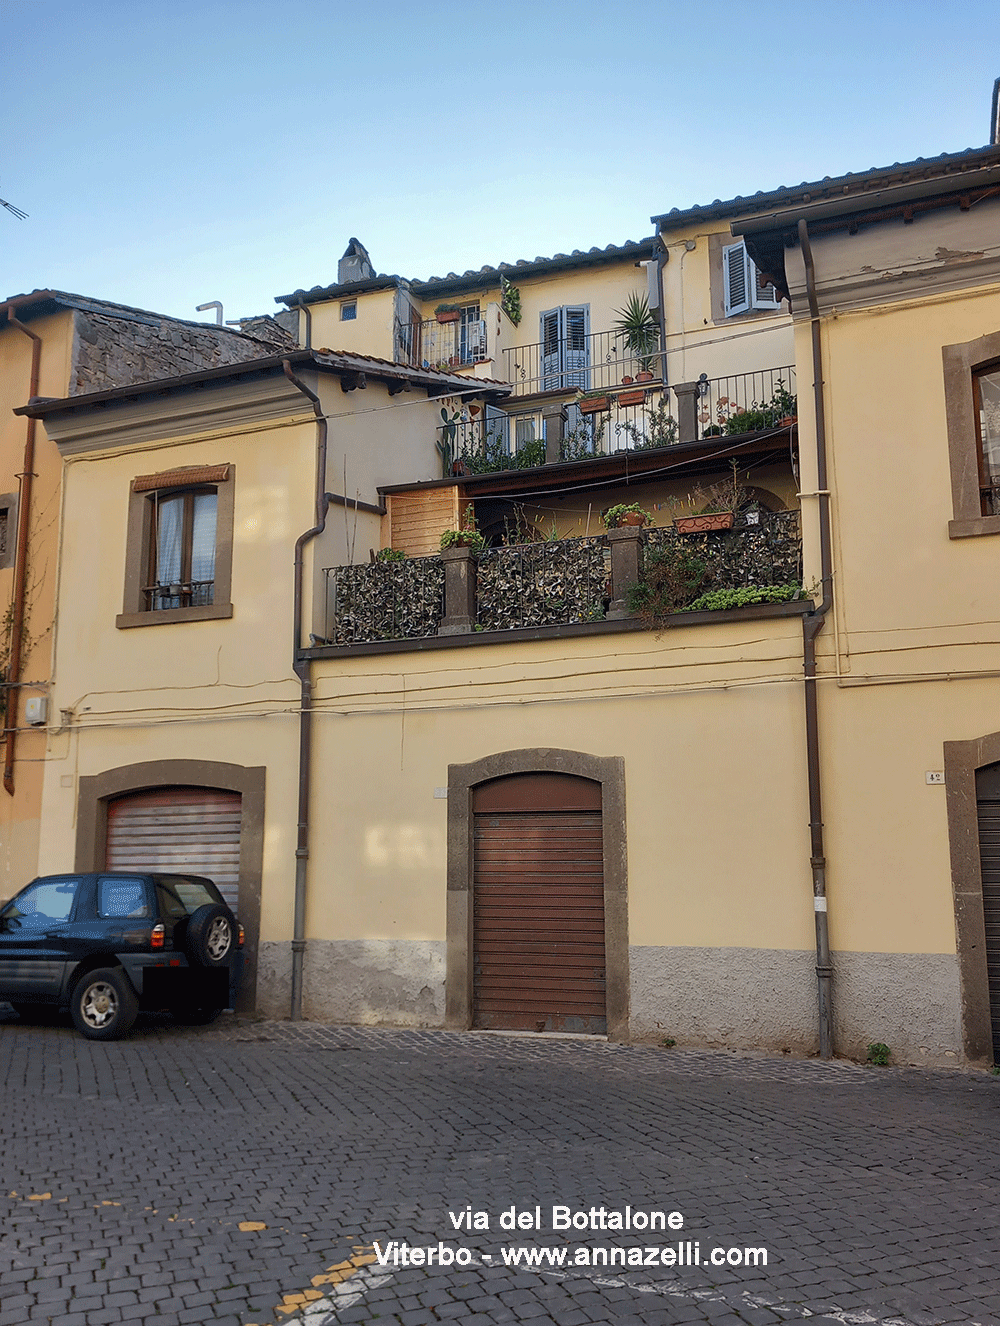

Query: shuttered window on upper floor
723;241;782;317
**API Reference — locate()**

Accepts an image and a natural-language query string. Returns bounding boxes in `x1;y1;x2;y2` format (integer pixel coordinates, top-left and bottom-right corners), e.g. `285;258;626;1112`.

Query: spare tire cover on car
184;904;236;967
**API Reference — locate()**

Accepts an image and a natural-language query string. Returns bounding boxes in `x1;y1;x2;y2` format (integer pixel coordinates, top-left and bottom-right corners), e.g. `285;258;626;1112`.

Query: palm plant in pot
613;292;659;381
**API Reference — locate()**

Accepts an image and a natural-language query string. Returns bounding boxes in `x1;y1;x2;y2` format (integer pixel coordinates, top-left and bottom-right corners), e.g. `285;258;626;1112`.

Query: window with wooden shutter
724;241;781;316
539;306;590;390
723;243;750;316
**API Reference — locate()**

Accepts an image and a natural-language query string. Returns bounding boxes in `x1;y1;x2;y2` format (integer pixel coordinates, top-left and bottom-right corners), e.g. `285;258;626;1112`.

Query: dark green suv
0;872;243;1040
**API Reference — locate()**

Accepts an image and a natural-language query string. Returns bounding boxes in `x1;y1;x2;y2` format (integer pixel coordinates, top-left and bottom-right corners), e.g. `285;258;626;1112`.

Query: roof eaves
651;144;1000;230
275;240;654;307
14;349;511;418
275;275;403;306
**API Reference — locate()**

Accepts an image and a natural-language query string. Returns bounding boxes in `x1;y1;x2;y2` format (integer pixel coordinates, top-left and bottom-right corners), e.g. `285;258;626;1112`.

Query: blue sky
3;0;998;323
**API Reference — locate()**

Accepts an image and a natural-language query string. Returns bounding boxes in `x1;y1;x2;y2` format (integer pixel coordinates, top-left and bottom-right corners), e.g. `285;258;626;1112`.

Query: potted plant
602;502;652;529
500;276;522;327
673;464;745;533
578;388;613;415
618;388;647;407
440;511;486;554
435;303;461;324
613;292;659;380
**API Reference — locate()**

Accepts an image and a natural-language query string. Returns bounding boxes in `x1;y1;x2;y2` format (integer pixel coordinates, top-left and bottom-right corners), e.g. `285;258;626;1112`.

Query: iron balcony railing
321;513;802;645
435;387;680;475
696;366;797;436
144;580;214;611
501;328;663;398
395;315;488;371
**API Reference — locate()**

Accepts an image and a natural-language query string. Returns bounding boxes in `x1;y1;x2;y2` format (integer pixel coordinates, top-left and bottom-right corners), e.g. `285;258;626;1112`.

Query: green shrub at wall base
678;583;803;613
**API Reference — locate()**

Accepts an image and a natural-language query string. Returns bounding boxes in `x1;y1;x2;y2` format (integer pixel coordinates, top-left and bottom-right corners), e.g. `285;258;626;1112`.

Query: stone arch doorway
446;748;629;1041
75;759;265;1013
472;771;606;1033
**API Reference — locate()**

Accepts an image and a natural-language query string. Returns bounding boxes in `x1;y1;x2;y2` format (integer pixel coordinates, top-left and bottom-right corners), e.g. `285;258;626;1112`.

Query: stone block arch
446;748;628;1041
75;759;265;1013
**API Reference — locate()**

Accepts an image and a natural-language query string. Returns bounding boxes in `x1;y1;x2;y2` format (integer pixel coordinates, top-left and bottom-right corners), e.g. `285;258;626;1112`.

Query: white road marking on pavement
279;1251;983;1326
277;1267;394;1324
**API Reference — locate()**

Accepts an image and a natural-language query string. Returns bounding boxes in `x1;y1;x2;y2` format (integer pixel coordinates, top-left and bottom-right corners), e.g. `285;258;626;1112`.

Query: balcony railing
324;557;444;645
502;329;662;398
395;315;488;371
697;367;796;435
321;513;802;645
435;387;680;475
144;580;214;611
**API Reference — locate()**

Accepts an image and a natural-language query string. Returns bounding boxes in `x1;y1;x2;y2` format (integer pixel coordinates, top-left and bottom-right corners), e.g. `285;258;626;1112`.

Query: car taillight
151;923;165;950
238;923;245;949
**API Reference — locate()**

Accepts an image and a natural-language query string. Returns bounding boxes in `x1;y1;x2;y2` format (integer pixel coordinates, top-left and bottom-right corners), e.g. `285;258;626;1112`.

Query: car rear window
97;877;151;918
155;876;223;918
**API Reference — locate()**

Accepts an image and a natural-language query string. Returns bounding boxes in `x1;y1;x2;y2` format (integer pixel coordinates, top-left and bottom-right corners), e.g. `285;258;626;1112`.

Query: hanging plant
500;276;522;327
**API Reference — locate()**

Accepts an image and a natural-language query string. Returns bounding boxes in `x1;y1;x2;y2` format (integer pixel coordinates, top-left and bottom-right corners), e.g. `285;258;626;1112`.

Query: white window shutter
751;258;781;309
723;242;750;316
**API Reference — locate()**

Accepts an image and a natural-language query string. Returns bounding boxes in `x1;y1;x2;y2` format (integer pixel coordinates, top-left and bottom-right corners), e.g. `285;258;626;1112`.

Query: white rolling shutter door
106;787;242;915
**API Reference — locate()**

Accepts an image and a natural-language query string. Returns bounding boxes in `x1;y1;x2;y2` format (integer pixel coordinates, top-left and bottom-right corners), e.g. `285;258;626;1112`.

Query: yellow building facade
14;145;1000;1067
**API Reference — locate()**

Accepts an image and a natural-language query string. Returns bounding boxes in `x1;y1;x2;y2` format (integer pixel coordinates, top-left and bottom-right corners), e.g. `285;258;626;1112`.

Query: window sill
948;515;1000;539
116;603;234;629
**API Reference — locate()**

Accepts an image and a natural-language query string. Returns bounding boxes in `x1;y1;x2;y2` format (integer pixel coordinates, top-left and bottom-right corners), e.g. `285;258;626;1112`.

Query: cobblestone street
1;1014;999;1326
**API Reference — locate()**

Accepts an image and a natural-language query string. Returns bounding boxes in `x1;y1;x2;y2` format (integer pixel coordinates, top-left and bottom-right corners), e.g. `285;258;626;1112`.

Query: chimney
338;238;374;285
992;77;1000;146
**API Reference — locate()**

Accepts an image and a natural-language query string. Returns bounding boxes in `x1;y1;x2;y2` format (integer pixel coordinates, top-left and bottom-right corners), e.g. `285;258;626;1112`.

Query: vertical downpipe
3;309;42;796
283;359;329;1021
798;219;835;1058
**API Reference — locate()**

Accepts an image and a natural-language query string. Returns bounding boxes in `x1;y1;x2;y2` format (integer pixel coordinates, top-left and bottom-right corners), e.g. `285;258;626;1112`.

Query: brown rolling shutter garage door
473;772;606;1034
976;762;1000;1062
106;787;242;916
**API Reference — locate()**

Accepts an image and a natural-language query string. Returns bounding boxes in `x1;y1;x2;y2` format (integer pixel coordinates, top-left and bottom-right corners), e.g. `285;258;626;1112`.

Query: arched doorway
105;786;242;916
976;762;1000;1062
472;771;606;1033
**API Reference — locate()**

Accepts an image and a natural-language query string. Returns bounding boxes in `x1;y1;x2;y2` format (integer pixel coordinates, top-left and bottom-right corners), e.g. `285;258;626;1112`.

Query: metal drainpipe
3;307;42;796
652;239;668;388
283;359;330;1021
297;301;313;350
797;218;835;1059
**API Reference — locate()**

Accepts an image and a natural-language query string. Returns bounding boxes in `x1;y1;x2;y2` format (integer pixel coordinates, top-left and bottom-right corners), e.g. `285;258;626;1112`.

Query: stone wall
70;307;297;395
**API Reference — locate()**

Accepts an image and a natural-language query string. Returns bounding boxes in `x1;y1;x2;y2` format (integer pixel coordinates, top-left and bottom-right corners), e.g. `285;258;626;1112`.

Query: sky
3;0;999;324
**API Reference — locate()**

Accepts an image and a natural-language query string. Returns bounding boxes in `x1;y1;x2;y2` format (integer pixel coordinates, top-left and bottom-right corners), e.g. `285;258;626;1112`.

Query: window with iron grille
0;493;15;570
118;465;234;629
460;303;486;365
974;364;1000;516
146;487;218;610
943;332;1000;539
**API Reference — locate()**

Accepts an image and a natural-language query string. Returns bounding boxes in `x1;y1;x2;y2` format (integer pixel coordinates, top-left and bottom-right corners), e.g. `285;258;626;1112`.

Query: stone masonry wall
70;308;298;395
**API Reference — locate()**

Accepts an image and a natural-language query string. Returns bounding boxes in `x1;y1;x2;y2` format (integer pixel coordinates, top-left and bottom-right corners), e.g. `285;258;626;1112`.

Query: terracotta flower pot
579;395;610;415
636;370;654;383
619;512;648;527
618;389;646;407
674;512;735;534
436;310;460;323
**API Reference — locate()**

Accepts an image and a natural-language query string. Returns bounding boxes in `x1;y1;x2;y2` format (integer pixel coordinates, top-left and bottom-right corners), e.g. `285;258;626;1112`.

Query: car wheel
70;968;138;1041
184;904;236;968
170;1004;224;1026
